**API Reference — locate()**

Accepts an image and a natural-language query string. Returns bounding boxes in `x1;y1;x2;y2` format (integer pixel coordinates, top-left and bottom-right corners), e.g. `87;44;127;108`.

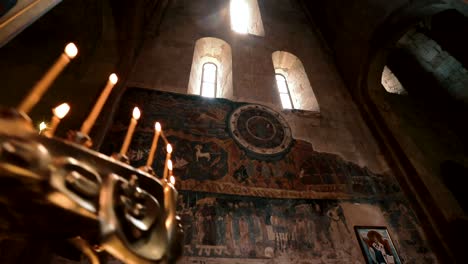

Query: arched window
230;0;265;36
381;66;407;94
272;51;320;112
275;74;294;109
188;37;233;99
201;63;217;98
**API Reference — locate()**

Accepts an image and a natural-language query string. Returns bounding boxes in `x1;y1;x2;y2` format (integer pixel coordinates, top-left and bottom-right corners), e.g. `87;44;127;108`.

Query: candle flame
168;159;173;171
64;43;78;59
53;103;70;119
109;73;118;84
155;122;161;132
167;144;172;154
132;107;141;120
39;121;47;131
169;175;175;185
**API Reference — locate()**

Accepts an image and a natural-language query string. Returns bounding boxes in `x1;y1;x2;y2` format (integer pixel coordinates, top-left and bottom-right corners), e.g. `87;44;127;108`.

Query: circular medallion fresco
229;104;292;156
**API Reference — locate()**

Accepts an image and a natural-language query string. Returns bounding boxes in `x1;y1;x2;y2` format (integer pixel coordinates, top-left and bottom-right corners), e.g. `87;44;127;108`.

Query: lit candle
44;103;70;137
119;107;141;156
18;43;78;114
80;73;118;135
38;121;47;134
146;122;161;166
164;181;176;228
163;144;172;179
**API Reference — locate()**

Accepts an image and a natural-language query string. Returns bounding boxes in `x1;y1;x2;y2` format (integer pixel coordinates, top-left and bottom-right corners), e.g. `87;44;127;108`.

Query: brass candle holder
0;43;183;264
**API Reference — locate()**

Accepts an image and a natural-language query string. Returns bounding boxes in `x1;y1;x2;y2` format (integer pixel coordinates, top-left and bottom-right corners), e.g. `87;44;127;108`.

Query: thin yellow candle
44;103;70;137
80;73;118;135
163;144;172;179
163;172;177;230
146;122;161;166
18;43;78;114
120;107;141;155
163;181;176;227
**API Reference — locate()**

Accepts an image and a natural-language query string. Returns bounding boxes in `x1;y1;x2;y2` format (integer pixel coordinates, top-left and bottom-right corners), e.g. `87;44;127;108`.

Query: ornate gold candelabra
0;43;183;264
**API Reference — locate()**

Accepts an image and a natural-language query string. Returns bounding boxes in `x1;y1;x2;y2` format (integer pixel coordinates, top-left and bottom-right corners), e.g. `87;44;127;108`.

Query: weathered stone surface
102;88;437;264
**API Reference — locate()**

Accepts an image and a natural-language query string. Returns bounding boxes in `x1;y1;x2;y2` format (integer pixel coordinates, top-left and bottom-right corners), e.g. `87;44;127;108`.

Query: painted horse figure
195;144;211;162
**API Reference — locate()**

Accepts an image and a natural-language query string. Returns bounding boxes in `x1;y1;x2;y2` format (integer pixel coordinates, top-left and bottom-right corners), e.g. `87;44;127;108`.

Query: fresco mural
176;191;435;264
101;88;437;263
178;192;353;261
103;89;400;200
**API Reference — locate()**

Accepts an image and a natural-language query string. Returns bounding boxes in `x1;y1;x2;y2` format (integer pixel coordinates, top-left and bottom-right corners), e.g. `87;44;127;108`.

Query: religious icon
354;226;402;264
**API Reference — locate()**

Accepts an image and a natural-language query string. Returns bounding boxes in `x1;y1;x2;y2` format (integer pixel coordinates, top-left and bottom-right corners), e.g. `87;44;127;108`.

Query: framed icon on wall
354;226;402;264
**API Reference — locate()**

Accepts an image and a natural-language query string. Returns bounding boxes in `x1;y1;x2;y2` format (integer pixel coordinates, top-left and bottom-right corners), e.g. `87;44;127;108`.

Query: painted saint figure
364;230;393;264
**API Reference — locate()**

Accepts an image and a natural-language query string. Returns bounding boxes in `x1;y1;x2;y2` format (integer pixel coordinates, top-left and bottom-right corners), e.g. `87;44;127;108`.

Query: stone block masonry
397;30;468;103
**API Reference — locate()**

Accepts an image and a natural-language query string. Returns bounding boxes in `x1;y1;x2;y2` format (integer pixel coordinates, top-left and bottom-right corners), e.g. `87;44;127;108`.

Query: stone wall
102;88;437;264
368;25;468;219
397;29;468;103
301;0;468;261
0;0;450;262
127;0;385;172
364;15;468;263
107;0;444;263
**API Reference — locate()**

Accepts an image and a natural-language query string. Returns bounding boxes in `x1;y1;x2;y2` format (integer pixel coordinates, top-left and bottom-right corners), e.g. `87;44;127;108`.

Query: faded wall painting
102;88;437;263
103;89;399;200
178;192;356;263
176;192;434;264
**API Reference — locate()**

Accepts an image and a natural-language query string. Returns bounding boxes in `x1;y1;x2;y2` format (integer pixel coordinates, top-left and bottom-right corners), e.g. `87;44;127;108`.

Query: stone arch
188;37;233;99
271;51;319;112
359;4;464;263
394;27;468;103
